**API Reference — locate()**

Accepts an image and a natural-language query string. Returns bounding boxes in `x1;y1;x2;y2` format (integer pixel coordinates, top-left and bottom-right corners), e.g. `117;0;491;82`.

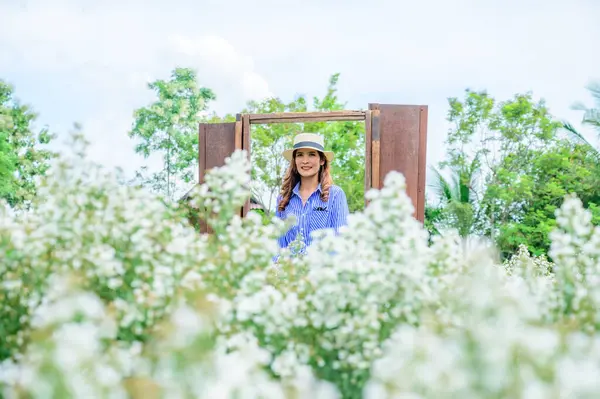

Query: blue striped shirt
275;183;349;253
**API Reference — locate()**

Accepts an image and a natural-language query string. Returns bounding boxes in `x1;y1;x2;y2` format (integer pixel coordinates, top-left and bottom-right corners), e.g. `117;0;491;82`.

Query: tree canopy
0;80;57;209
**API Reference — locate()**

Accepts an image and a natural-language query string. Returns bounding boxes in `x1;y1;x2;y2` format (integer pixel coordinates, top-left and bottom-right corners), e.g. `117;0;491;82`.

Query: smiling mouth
301;166;312;171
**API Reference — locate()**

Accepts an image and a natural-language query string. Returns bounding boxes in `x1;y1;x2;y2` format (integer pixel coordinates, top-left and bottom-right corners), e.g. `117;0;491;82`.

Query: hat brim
283;146;334;162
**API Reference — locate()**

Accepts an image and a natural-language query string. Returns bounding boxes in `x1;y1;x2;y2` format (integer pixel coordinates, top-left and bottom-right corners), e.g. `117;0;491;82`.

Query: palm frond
572;80;600;135
582;110;600;130
561;121;600;161
562;122;592;146
585;81;600;104
428;166;454;202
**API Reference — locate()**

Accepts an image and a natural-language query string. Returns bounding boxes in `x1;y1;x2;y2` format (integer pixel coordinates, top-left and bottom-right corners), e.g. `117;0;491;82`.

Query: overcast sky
1;0;599;190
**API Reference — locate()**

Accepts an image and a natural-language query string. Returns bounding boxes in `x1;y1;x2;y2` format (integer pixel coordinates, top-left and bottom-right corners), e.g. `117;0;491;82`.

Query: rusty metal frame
193;104;428;228
235;110;380;217
247;111;366;124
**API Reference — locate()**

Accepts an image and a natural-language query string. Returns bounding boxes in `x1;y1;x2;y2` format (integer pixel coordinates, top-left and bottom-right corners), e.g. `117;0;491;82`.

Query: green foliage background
0;80;57;209
2;68;600;260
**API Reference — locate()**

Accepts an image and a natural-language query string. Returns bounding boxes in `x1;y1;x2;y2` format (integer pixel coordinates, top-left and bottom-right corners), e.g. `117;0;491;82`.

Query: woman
275;133;349;254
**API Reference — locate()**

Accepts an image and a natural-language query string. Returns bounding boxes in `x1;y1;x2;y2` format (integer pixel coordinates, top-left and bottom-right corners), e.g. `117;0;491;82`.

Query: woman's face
295;149;324;178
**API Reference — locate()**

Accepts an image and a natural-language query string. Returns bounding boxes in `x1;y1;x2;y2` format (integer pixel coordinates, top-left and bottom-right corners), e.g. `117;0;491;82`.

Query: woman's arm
274;195;288;248
330;188;349;233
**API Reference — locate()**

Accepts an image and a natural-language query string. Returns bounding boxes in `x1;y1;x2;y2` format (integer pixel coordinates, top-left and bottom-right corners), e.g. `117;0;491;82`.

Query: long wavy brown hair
277;150;333;212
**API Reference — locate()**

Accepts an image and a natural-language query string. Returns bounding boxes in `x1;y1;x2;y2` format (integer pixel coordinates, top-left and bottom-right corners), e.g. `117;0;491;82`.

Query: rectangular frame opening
235;110;380;217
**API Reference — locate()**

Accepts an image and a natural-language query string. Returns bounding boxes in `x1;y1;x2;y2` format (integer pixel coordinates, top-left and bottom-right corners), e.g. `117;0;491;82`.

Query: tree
428;155;480;239
491;140;600;258
0;80;56;209
128;68;216;201
436;89;573;257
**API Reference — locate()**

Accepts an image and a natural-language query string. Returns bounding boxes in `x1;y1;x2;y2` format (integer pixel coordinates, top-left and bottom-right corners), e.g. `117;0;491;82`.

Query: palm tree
428;156;481;239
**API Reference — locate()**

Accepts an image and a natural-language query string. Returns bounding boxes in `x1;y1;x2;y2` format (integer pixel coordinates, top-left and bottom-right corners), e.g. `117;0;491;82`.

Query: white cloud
1;3;153;72
171;35;253;71
168;34;274;108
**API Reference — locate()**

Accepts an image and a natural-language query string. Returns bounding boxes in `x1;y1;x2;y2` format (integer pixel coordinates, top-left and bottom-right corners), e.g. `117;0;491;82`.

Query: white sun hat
282;133;334;162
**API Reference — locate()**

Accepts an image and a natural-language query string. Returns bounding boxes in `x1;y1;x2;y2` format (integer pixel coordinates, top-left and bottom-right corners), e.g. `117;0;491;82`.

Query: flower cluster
224;172;439;396
0;150;209;364
0;273;338;399
549;194;600;332
184;151;288;300
0;273;130;398
365;195;600;398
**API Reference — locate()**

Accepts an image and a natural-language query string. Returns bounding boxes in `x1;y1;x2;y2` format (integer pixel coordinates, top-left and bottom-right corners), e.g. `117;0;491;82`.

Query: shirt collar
292;182;322;197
